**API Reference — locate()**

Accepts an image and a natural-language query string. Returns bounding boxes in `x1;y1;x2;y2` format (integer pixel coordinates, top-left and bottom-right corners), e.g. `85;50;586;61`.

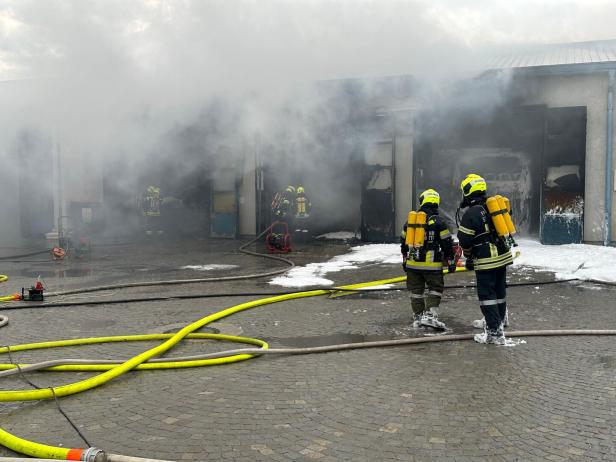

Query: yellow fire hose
0;273;412;460
0;273;21;304
0;275;18;329
0;259;496;459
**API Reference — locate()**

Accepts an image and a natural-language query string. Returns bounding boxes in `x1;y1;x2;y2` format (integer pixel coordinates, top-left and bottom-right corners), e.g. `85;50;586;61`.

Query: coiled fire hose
0;274;19;329
1;272;616;461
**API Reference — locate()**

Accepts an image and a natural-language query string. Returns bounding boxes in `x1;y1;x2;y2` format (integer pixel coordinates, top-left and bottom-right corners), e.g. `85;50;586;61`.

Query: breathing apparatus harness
404;205;452;266
456;193;518;256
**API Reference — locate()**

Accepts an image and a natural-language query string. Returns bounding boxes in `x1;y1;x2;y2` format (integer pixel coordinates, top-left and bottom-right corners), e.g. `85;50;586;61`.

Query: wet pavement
0;238;615;461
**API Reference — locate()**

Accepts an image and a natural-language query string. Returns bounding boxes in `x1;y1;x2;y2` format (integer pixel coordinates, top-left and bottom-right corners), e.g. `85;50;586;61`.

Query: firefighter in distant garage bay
401;189;456;329
141;185;163;235
272;185;295;223
457;174;514;345
293;185;312;242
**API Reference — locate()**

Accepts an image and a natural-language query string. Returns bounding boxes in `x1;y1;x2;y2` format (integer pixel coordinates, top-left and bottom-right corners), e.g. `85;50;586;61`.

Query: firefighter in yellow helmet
271;185;295;220
401;188;455;329
293;185;312;242
295;186;311;218
457;174;514;345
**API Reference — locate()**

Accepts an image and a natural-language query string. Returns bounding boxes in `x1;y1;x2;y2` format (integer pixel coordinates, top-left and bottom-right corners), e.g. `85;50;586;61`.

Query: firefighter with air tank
401;189;456;329
293;185;312;242
457;173;517;345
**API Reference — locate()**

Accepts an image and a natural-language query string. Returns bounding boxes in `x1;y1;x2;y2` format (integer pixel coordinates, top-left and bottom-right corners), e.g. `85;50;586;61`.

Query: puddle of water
21;268;92;278
382;315;470;334
598;355;616;369
267;333;400;348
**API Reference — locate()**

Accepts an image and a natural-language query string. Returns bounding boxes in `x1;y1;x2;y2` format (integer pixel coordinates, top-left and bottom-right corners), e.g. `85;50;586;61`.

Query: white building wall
516;72;613;243
394;134;413;233
0;149;22;246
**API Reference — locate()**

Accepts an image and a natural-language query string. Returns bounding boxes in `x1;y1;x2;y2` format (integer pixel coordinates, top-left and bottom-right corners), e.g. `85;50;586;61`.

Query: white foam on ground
315;231;358;240
180;264;239;271
269;243;402;287
514;238;616;283
270;237;616;288
356;284;395;290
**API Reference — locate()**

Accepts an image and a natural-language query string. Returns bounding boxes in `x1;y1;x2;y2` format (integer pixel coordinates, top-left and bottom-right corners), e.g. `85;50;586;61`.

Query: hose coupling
81;447;107;462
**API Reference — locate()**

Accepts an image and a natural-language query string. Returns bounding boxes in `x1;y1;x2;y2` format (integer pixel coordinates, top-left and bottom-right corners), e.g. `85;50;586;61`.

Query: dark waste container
540;213;583;245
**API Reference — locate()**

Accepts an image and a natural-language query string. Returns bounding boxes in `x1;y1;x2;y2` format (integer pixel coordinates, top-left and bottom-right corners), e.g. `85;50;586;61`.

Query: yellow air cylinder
502;196;511;214
413;211;427;247
405;211;417;246
486;196;509;238
497;196;516;236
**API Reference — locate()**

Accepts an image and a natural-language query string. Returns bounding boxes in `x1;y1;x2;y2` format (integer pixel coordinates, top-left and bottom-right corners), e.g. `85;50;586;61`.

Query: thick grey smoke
0;0;614;241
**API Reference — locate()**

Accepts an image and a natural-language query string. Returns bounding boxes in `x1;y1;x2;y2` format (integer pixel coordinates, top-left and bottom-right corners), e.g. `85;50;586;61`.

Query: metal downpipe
605;68;615;246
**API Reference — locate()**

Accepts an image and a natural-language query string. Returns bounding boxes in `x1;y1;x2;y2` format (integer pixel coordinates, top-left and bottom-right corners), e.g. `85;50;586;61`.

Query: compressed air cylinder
502;196;511;214
486;196;509;238
496;196;516;236
405;211;417;246
413;211;427;247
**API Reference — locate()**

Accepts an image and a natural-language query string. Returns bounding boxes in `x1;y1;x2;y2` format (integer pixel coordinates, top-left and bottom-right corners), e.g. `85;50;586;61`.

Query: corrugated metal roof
489;39;616;70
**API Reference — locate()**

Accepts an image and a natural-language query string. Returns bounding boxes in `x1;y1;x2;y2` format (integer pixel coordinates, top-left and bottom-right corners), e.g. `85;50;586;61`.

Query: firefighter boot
420;309;446;329
474;327;506;345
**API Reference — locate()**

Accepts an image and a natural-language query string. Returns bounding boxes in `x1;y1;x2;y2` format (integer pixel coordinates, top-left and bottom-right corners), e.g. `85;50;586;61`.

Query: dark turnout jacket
457;197;513;271
401;206;454;272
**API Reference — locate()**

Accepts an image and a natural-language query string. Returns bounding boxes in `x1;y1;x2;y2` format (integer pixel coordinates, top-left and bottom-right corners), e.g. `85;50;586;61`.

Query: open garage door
210;149;239;238
361;140;395;242
18;130;54;239
413;105;545;235
540;106;586;244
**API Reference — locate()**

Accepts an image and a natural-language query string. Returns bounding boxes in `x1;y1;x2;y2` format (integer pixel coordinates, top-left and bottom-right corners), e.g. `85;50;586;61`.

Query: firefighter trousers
475;266;507;331
406;270;444;316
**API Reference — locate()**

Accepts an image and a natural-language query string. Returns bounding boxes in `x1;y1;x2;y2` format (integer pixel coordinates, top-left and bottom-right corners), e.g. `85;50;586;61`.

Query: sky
2;0;616;87
1;0;615;241
1;0;614;158
2;0;615;149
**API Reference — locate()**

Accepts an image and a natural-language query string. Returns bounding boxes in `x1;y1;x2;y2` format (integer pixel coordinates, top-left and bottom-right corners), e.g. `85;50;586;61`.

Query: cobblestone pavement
0;239;615;461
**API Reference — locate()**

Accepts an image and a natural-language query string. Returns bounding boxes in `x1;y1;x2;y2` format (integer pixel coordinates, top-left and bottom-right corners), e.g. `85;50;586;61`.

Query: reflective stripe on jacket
457;199;512;271
401;207;454;272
